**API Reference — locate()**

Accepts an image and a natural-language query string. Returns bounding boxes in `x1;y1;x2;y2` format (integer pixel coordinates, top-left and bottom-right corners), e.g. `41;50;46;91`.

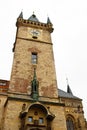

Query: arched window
66;117;74;130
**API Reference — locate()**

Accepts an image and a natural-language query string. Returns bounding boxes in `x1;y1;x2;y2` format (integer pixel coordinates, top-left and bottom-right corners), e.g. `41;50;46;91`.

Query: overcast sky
0;0;87;119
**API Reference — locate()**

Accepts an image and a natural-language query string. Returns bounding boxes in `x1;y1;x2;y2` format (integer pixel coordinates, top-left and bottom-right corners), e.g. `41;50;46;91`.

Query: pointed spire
18;11;23;19
67;85;73;95
66;78;73;95
47;17;52;24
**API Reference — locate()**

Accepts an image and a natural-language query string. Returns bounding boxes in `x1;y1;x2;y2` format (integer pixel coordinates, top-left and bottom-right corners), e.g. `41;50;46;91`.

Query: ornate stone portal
19;103;55;130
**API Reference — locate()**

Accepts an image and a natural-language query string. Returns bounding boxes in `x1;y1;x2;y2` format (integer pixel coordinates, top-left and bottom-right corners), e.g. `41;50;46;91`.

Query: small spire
66;78;73;95
33;11;35;15
47;16;52;24
66;77;69;86
18;11;23;19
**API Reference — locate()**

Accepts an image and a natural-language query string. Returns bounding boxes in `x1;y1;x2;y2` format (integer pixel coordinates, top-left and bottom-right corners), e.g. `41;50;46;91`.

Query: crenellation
17;17;53;33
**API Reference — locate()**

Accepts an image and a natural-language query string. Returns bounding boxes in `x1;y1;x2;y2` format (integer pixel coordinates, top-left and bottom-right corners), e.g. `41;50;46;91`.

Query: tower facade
0;12;87;130
9;12;58;99
3;13;66;130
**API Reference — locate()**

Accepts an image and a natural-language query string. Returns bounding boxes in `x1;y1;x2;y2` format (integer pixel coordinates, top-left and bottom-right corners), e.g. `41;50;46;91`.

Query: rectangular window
39;118;44;124
31;53;37;64
28;116;33;122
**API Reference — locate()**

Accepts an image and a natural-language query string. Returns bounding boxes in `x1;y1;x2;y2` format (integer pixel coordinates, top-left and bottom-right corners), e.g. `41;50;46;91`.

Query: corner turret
47;17;52;25
18;11;23;19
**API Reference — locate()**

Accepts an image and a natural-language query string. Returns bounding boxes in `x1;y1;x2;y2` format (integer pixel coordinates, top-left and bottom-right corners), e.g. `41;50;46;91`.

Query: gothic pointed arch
66;114;76;130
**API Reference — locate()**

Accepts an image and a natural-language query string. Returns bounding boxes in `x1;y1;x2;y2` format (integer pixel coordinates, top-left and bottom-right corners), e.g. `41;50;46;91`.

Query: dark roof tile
28;14;39;22
58;89;81;100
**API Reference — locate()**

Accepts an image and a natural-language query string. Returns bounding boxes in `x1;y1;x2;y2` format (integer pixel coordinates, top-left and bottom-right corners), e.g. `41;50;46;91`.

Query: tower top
17;12;54;33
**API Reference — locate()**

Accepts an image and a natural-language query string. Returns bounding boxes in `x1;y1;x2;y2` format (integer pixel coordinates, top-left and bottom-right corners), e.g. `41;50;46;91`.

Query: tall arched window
66;117;74;130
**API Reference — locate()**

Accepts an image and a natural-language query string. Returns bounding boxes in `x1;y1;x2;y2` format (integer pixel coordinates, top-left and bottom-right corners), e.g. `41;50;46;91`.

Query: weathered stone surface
0;14;87;130
9;23;58;98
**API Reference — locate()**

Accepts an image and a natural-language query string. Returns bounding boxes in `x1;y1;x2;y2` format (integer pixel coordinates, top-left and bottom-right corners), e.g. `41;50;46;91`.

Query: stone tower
2;12;67;130
1;12;87;130
9;12;58;99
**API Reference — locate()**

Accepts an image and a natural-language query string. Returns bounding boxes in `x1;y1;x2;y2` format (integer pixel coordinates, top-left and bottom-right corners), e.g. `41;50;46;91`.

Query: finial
32;11;36;17
66;77;69;86
33;11;35;15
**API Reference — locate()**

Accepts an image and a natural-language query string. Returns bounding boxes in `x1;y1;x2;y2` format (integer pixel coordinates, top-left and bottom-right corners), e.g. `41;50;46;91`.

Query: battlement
16;12;54;33
16;18;53;33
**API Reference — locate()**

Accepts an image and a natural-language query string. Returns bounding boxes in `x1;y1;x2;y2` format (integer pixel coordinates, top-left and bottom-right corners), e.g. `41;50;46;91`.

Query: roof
58;88;81;100
18;11;23;18
28;14;39;22
47;17;52;24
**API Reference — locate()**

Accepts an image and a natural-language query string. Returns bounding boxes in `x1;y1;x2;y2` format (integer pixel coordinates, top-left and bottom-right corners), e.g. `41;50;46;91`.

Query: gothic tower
2;12;67;130
1;12;86;130
9;12;58;99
